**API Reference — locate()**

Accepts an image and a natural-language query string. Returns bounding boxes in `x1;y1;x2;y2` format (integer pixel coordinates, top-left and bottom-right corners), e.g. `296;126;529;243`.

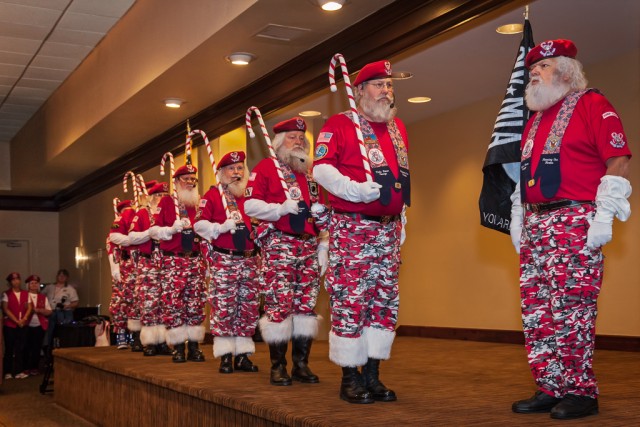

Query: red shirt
129;208;153;254
522;91;632;203
314;113;408;215
246;158;318;236
154;195;199;253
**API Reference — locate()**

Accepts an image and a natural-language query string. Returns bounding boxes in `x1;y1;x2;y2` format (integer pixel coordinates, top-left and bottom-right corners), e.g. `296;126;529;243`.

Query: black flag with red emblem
479;18;534;234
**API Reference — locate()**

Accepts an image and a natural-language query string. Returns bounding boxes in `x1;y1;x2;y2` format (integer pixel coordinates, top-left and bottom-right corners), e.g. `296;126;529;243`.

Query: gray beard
277;146;310;174
525;78;570;112
360;94;397;122
226;179;246;198
176;186;199;207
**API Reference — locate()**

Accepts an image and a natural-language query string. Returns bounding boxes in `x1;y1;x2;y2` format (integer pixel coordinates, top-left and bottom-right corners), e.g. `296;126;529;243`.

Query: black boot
186;341;205;362
340;367;374;404
131;331;144;352
550;394;598;419
512;390;562;413
172;343;186;363
291;337;319;383
219;353;233;374
156;342;173;356
234;353;259;372
362;358;396;401
268;342;292;386
143;345;157;356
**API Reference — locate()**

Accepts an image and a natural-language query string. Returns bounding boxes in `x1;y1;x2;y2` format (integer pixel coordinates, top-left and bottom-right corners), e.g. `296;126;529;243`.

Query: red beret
173;164;198;178
273;117;306;134
148;182;169;195
116;199;132;212
218;151;246;169
525;39;578;69
353;60;394;86
6;272;20;282
25;274;41;283
144;179;158;190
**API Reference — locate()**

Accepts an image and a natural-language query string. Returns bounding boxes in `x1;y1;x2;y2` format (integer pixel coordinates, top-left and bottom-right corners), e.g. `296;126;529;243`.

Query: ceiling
1;0;638;210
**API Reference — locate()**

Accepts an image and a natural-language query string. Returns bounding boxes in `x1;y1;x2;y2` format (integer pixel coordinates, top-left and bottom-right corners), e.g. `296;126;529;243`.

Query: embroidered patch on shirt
245;187;253;197
317;132;333;143
602;111;619;119
315;143;329;160
249;172;257;181
199;199;207;208
610;132;626;148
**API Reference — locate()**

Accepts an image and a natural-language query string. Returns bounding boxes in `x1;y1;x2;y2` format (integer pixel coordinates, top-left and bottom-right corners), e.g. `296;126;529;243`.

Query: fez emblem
230;151;240;162
540;41;556;57
384;61;392;76
296;118;305;130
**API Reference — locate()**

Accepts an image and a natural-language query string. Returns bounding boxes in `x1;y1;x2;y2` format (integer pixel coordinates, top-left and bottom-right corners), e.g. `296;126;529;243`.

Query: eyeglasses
366;81;394;90
178;176;198;184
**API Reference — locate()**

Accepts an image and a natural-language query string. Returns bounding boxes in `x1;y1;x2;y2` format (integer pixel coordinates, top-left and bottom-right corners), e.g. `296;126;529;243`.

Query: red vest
27;293;49;330
3;290;30;328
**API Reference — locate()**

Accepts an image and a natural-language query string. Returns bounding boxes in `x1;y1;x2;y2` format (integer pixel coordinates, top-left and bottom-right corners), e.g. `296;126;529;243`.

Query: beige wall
58;50;639;337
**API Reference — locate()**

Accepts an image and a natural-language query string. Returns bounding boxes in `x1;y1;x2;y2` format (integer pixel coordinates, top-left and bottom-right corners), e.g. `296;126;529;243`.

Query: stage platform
53;337;640;426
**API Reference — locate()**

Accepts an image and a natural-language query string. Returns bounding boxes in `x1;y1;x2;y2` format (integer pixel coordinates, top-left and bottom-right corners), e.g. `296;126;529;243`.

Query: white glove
400;205;407;246
148;225;174;241
219;218;237;234
317;241;329;276
127;230;150;245
108;253;121;282
278;199;299;216
171;219;185;233
313;163;381;203
586;175;632;249
109;232;130;247
194;219;237;241
245;199;293;221
509;181;523;254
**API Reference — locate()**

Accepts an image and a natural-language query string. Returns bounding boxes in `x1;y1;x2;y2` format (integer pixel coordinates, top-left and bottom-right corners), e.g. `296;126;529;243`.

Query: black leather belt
525;199;593;214
338;212;400;225
161;250;200;258
211;246;257;258
121;251;130;260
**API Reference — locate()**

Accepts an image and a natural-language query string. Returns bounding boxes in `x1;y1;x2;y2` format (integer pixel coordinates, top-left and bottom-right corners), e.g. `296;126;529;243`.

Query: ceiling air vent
254;24;311;42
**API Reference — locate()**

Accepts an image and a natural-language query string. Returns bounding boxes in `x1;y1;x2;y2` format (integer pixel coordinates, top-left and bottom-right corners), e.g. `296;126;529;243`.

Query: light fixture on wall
226;52;255;65
496;23;523;34
298;110;322;117
408;97;431;104
75;246;89;269
315;0;346;11
163;98;184;108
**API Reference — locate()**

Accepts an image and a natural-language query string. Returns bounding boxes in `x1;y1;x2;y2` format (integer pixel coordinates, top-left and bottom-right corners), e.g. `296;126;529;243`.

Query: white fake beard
360;93;397;123
176;186;200;208
525;75;570;112
277;145;310;174
226;175;248;198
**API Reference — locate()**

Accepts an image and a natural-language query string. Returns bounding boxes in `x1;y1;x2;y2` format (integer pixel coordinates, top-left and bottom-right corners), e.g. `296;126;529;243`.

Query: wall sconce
164;98;184;108
75;246;89;269
225;52;255;65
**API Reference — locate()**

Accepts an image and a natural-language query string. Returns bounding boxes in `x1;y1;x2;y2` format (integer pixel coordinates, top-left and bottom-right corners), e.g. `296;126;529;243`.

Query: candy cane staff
313;58;411;404
244;116;330;387
194;150;261;374
148;151;207;363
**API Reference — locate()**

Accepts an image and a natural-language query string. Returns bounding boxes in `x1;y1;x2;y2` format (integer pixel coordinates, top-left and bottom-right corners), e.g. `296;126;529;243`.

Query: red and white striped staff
159;152;181;219
112;197;120;218
186;129;234;232
122;171;140;208
329;53;373;182
136;174;148;196
245;106;291;199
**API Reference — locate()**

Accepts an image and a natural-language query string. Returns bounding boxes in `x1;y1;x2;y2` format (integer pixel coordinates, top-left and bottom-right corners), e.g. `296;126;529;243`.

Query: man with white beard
194;151;261;375
313;60;410;404
149;162;206;363
510;39;631;420
244;118;329;387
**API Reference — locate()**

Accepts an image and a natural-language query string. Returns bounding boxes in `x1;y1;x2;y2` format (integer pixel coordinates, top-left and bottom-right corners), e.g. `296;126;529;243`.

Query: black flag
479;18;534;234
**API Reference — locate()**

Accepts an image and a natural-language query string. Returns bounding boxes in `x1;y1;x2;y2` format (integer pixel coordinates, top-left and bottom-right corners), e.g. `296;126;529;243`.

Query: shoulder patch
602;111;619;119
199;199;207;208
249;172;257;181
317;132;333;143
245;187;253;197
314;143;329;160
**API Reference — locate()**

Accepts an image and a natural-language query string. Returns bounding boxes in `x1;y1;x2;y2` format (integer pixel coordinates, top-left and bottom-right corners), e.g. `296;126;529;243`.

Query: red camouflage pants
262;230;320;323
325;213;401;337
137;256;162;327
109;257;135;333
520;203;602;398
159;255;206;329
207;252;260;337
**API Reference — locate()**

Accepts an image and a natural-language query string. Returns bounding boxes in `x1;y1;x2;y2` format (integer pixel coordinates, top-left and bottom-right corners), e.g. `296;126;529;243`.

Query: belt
525;199;593;214
339;212;400;225
130;251;151;259
211;246;257;258
160;250;200;258
277;230;314;241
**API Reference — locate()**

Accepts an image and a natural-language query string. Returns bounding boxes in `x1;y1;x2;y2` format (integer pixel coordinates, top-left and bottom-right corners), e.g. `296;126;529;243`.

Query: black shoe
340;367;374;404
172;343;186;363
143;345;157;356
186;341;205;362
131;331;144;352
362;358;396;401
550;394;598;419
268;342;292;386
219;353;233;374
512;390;562;413
157;343;173;356
291;337;319;383
234;354;258;372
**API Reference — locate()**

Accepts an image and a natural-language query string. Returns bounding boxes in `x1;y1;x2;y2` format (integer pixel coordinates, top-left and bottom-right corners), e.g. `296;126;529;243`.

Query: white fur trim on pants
127;318;142;332
213;336;235;358
186;324;205;343
140;325;163;346
235;336;256;355
329;331;368;367
292;315;321;339
166;324;188;345
363;326;395;360
259;316;292;344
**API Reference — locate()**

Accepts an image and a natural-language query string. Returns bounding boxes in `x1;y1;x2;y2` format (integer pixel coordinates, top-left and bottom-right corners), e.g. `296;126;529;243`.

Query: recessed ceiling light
496;23;523;34
226;52;255;65
408;97;431;104
299;110;322;117
164;98;184;108
318;0;345;11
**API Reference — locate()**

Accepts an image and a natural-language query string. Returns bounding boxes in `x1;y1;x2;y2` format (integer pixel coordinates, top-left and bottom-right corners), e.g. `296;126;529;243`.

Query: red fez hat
525;39;578;69
116;199;132;212
273;117;307;134
173;163;198;178
148;182;169;195
218;151;246;169
6;272;21;282
25;274;41;283
144;179;158;190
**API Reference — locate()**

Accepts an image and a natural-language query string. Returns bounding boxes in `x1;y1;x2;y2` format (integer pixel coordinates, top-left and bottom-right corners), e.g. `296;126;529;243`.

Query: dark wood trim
0;196;59;211
397;325;640;352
